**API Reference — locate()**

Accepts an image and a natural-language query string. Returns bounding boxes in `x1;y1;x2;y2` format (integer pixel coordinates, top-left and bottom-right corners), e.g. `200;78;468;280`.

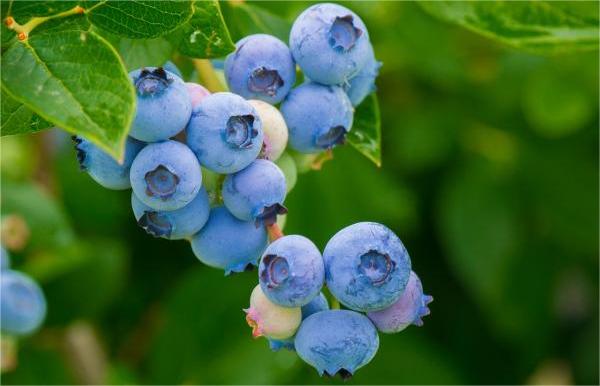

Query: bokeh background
1;1;598;384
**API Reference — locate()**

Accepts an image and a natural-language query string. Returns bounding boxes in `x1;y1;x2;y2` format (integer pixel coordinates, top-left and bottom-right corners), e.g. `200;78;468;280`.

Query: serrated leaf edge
1;28;135;161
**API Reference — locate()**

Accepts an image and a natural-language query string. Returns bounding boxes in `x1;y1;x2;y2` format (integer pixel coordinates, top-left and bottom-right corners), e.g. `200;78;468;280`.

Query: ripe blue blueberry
0;270;46;336
72;136;144;190
344;43;381;106
289;3;371;85
258;235;324;307
1;246;10;270
301;292;329;319
130;140;202;211
268;337;296;352
281;82;353;153
323;222;412;312
186;92;264;174
163;60;183;79
191;206;268;275
268;292;330;352
295;310;379;378
367;271;433;333
131;187;210;240
248;100;288;161
225;34;296;104
128;67;192;142
222;159;287;226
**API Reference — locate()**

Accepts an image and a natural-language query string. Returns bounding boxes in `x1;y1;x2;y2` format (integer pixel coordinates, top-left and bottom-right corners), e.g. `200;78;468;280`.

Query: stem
0;335;18;372
214;174;225;205
5;5;84;41
192;59;227;92
267;224;284;241
331;298;341;310
63;322;108;384
311;150;334;170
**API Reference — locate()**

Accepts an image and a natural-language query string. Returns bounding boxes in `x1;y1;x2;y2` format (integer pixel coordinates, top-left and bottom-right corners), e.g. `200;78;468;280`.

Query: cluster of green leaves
1;0;234;159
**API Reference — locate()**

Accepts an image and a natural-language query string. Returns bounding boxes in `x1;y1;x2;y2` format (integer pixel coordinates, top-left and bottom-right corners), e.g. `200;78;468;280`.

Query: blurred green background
1;1;598;384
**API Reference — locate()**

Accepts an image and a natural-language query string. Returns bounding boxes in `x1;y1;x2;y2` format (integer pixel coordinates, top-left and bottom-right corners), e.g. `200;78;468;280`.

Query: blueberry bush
1;1;598;384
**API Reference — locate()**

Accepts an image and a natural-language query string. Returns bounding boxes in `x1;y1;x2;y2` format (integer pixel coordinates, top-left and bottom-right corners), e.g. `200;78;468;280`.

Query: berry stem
192;59;227;93
267;223;284;241
311;150;334;170
4;5;84;41
214;174;225;205
331;297;340;310
0;335;18;372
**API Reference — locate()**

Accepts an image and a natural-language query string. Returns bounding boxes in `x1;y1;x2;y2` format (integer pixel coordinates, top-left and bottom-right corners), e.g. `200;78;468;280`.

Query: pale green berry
249;100;288;161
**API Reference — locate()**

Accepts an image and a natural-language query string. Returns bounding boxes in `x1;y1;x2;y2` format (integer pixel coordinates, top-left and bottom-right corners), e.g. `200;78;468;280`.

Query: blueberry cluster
245;223;432;378
0;246;47;337
69;2;430;377
72;2;382;273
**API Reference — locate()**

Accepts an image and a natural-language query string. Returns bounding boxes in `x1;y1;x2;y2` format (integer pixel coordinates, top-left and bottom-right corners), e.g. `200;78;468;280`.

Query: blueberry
244;284;301;340
258;235;324;307
323;222;412;312
128;67;192;142
72;136;144;190
367;271;433;333
289;3;371;85
1;246;10;270
191;206;268;275
267;292;329;352
131;187;210;240
0;270;46;336
295;309;379;378
186;92;264;174
301;292;329;319
268;336;296;352
248;100;288;161
275;152;297;193
281;82;353;153
163;60;183;79
344;43;381;107
130;140;202;211
222;159;287;226
186;82;211;110
225;34;296;104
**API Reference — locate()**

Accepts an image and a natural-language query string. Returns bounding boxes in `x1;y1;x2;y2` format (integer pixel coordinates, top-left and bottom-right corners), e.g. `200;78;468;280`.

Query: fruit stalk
267;224;284;241
192;59;227;93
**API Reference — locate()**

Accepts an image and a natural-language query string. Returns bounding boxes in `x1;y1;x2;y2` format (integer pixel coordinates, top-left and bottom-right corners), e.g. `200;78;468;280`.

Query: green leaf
1;89;52;135
347;93;382;167
8;1;79;21
168;0;235;58
117;37;173;71
1;18;135;160
220;2;291;42
86;0;193;39
419;1;599;54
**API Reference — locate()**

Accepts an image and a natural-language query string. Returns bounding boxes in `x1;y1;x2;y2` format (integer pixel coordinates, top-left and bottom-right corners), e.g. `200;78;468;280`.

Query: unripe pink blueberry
367;271;433;333
186;82;211;110
244;284;301;340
